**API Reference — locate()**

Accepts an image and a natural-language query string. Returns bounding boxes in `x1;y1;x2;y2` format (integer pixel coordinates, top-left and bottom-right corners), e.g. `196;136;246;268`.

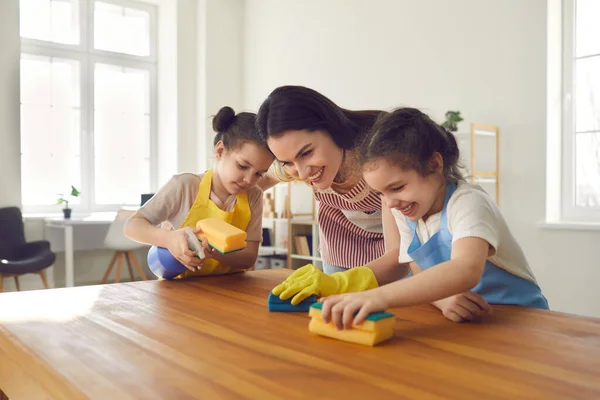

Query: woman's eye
280;161;290;167
301;150;312;158
237;163;248;170
392;185;405;192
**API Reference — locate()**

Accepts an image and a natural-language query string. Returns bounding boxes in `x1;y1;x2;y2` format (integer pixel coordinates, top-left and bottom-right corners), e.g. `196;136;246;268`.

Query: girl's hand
320;290;389;330
435;291;492;323
197;229;218;260
167;228;204;271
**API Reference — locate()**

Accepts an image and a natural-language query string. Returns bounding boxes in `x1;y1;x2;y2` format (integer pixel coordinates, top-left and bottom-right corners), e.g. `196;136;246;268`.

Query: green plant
441;110;463;132
57;185;81;209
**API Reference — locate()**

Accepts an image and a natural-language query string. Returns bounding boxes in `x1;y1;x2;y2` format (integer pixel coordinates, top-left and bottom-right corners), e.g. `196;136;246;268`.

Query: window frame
561;0;600;222
20;0;158;214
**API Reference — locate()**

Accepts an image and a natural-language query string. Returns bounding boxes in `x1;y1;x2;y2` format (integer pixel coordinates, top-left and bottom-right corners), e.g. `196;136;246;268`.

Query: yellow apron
176;169;251;278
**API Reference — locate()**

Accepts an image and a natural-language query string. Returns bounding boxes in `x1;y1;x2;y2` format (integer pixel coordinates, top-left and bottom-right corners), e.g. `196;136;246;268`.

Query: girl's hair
212;106;266;150
256;85;383;150
360;108;464;183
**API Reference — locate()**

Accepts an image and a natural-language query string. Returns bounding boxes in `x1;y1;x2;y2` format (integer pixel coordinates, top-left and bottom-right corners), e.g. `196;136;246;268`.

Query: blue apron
406;183;548;309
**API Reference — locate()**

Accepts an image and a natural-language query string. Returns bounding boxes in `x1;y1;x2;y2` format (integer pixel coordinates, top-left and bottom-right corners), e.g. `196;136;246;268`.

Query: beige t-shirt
138;172;264;242
391;181;537;284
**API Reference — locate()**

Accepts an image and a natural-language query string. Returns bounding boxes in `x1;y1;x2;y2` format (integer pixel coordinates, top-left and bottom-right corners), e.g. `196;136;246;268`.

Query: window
562;0;600;221
20;0;157;213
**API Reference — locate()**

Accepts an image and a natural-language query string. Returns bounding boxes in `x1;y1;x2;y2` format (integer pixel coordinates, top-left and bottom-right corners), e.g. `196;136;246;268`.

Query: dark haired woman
257;86;409;302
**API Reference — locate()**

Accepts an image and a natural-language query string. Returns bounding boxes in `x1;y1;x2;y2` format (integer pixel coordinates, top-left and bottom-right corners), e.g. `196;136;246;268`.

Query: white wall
197;0;245;170
0;0;21;208
243;0;600;318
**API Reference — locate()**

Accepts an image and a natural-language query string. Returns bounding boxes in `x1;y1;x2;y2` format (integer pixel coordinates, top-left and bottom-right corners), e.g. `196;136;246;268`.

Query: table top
0;269;599;400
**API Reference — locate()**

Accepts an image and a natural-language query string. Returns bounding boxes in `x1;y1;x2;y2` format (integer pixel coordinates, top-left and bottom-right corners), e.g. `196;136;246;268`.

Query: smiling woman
256;86;409;285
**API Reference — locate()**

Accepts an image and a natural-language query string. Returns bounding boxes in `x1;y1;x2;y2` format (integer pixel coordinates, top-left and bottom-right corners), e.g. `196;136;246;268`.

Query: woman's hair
360;107;464;183
212;106;267;150
256;85;382;150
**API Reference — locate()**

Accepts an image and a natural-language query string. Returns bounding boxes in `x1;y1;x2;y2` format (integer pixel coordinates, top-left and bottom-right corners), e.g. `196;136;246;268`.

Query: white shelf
262;217;288;226
291;254;322;262
456;130;497;137
474;130;496;137
291;218;318;225
475;177;497;183
259;246;287;253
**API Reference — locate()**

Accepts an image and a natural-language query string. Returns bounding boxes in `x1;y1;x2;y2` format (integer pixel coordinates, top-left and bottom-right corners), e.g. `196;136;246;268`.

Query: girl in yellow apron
124;106;275;279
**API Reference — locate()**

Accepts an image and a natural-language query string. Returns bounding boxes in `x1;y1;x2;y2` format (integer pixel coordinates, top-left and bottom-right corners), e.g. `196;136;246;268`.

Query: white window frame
20;0;158;214
560;0;600;223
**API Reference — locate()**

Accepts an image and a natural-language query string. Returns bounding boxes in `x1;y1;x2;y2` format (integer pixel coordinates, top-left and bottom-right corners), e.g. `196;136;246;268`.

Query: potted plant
441;110;464;132
57;185;81;219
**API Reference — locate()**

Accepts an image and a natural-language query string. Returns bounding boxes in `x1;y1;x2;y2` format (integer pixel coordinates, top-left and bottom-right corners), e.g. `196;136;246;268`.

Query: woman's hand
434;291;492;323
320;289;389;330
166;228;204;271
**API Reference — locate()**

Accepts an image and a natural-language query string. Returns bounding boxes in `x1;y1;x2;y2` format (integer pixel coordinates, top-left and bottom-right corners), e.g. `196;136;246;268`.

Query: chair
101;209;148;284
0;207;55;292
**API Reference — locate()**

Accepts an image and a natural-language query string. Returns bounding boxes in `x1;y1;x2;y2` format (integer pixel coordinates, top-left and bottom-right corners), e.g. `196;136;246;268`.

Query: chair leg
129;251;147;280
101;251;119;284
124;252;134;282
14;276;20;291
0;274;3;293
114;252;123;283
39;270;49;289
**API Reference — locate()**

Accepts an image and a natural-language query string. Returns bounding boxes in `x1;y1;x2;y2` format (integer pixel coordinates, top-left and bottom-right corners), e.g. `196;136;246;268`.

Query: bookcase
456;123;500;205
259;181;322;271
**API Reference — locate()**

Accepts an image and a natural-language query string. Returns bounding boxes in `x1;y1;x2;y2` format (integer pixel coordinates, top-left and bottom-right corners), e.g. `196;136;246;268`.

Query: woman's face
267;130;344;190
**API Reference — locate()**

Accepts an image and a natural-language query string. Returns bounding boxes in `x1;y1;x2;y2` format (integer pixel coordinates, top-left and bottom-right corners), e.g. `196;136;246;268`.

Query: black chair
0;207;55;292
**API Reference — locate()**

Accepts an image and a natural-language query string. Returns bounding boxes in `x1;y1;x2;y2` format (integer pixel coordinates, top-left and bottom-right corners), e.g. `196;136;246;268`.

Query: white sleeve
393;210;415;263
447;189;500;253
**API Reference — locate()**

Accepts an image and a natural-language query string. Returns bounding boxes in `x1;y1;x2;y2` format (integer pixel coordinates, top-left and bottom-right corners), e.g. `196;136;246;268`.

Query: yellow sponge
196;218;247;254
308;303;395;346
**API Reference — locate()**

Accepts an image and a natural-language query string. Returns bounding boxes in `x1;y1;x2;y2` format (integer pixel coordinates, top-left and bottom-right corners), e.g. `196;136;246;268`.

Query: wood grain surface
0;269;599;400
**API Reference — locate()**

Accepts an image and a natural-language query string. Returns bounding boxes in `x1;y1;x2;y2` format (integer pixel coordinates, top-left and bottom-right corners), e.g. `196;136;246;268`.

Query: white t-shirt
391;181;537;284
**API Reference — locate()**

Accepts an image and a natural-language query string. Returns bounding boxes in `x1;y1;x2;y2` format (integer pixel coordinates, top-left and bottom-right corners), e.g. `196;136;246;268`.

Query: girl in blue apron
276;107;548;329
124;106;274;279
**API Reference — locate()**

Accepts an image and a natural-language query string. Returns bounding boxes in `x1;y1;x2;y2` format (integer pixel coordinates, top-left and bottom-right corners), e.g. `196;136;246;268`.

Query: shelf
290;218;318;225
259;246;287;253
262;217;288;226
475;177;497;183
456;131;496;137
291;254;322;262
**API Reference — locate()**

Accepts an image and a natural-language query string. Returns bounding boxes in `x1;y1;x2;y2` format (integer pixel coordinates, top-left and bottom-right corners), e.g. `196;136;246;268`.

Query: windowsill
23;213;65;221
23;207;139;221
538;221;600;231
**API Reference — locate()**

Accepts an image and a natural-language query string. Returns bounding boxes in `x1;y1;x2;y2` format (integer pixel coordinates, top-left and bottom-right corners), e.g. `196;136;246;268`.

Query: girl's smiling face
363;154;446;221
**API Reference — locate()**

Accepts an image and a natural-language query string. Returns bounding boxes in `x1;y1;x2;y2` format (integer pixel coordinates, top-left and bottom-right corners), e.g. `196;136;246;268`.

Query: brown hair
212;106;267;150
360;107;464;183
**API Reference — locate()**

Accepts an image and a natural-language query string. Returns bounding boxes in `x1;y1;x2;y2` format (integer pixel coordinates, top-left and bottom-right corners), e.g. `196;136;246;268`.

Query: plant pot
63;208;72;219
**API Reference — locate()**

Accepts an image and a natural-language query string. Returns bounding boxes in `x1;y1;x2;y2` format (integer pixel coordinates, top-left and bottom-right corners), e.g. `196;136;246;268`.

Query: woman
257;85;407;286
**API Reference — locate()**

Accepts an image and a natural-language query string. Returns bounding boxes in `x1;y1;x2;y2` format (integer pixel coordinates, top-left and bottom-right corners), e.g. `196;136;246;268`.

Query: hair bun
213;106;236;133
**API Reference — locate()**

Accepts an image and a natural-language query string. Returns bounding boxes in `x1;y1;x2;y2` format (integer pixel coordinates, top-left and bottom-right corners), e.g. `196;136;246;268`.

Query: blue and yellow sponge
308;302;395;346
267;293;318;312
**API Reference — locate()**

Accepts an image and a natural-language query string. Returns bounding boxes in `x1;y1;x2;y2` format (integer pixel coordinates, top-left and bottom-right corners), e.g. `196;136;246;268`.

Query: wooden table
0;269;599;400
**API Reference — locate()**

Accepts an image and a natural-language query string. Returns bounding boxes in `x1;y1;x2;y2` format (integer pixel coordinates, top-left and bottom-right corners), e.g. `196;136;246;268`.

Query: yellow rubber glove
272;264;379;305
